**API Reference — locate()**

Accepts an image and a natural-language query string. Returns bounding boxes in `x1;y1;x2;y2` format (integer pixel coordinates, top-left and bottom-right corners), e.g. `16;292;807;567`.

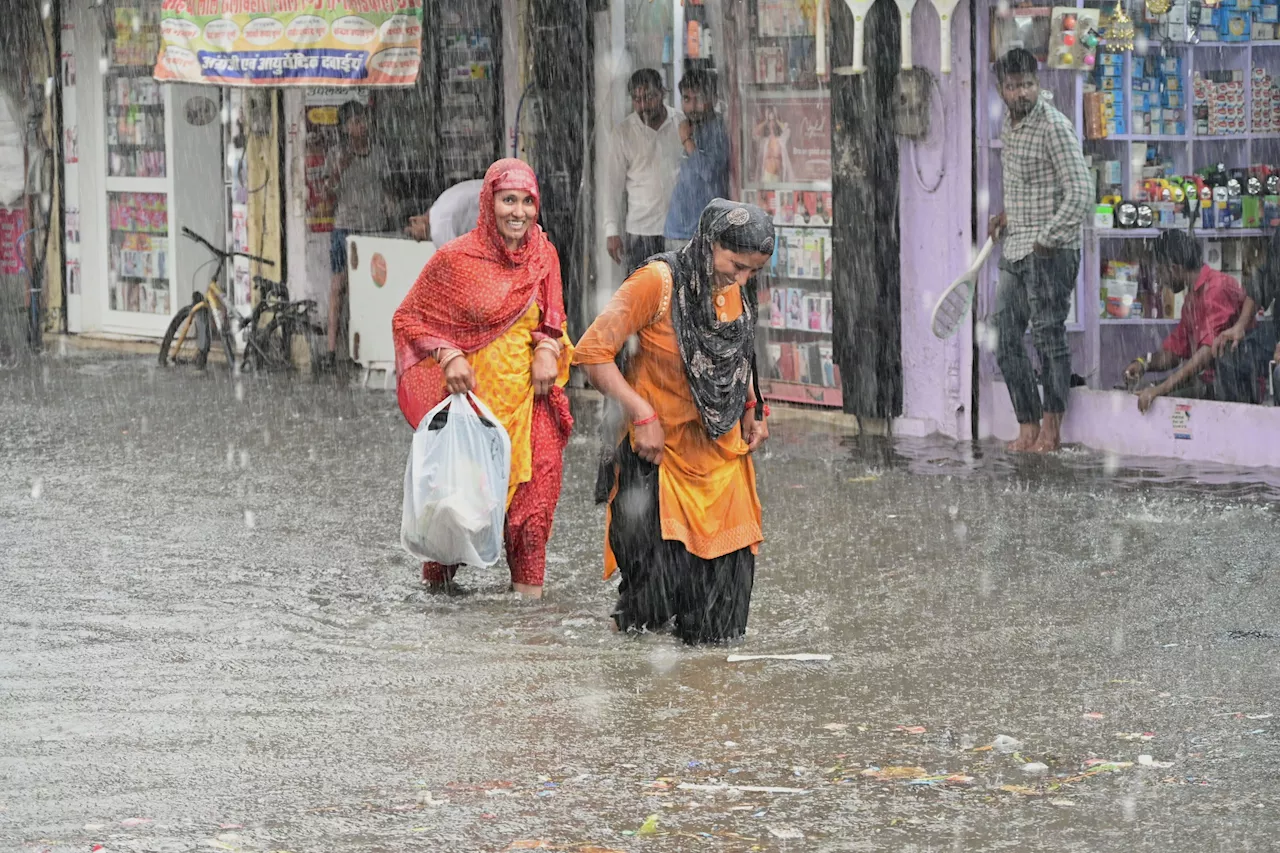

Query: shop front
282;0;510;369
591;0;976;426
972;0;1280;469
62;1;232;340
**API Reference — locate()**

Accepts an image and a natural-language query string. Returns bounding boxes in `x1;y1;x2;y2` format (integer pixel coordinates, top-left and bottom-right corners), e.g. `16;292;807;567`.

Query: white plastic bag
400;392;511;567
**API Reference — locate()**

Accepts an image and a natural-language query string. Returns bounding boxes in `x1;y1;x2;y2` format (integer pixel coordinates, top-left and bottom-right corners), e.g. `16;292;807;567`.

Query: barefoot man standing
989;48;1092;452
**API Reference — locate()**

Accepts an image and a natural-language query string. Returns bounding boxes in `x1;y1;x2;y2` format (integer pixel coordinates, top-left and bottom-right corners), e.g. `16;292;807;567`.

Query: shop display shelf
758;323;832;335
760;379;842;407
1099;317;1180;325
1092;227;1272;239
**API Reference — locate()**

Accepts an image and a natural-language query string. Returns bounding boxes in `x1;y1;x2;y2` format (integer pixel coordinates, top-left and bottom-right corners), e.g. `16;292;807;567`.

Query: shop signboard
153;2;423;88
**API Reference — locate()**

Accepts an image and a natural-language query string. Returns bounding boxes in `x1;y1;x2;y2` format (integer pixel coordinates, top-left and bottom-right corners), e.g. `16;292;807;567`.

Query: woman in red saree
392;159;574;598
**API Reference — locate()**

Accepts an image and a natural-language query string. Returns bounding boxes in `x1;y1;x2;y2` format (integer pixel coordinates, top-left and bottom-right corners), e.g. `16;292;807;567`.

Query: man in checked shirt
988;48;1093;452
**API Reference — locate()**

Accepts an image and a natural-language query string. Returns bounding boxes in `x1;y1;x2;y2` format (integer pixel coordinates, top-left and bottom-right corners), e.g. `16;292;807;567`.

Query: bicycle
159;227;322;374
239;272;325;375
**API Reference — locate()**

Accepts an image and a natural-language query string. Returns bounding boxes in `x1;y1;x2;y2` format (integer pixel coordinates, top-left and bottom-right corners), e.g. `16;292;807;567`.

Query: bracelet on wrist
633;413;659;427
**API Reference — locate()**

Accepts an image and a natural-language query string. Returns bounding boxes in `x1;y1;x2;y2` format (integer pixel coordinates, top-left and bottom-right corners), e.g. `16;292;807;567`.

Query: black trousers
608;441;755;645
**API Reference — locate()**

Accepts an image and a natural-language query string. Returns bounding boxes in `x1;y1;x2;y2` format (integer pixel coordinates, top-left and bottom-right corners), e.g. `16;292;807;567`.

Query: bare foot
1006;423;1040;452
512;582;544;599
1031;414;1062;453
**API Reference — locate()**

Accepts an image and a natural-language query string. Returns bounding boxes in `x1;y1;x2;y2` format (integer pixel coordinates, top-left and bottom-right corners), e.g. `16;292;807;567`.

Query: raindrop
45;77;54;99
1135;35;1150;53
978;569;994;598
1111;626;1124;653
989;96;1004;124
1103;451;1120;476
1121;794;1136;821
307;447;317;462
225;444;235;468
58;337;67;357
140;415;149;434
244;510;256;529
975;321;999;353
953;522;968;542
976;188;990;211
239;449;250;468
235;382;245;402
30;478;44;500
41;365;50;385
996;0;1011;13
131;13;141;32
99;56;109;74
649;647;679;674
262;430;271;448
948;505;959;518
41;2;50;19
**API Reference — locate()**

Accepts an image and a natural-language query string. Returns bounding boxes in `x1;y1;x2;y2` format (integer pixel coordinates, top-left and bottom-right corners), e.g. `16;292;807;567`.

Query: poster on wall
153;3;423;88
748;98;832;185
0;208;27;274
758;0;824;37
303;92;346;233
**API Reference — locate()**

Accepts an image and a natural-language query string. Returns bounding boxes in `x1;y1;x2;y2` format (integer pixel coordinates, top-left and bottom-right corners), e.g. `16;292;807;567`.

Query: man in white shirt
405;178;484;245
604;68;684;274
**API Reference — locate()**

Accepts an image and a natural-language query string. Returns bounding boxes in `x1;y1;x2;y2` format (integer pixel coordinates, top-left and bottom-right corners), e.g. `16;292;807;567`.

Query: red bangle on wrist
744;400;757;409
633;413;659;427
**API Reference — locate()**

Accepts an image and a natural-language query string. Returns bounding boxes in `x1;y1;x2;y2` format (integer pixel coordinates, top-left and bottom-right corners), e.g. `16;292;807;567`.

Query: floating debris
726;653;832;662
676;783;811;795
860;765;927;781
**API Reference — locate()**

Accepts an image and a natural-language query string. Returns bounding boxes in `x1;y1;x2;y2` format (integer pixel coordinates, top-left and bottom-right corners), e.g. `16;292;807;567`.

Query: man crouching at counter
1124;230;1255;412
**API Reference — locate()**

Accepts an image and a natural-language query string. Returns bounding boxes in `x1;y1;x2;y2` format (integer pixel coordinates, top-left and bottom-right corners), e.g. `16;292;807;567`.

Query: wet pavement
2;346;1278;853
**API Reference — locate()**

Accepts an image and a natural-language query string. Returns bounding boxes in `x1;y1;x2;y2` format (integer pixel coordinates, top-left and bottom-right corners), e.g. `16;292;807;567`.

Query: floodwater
2;347;1278;853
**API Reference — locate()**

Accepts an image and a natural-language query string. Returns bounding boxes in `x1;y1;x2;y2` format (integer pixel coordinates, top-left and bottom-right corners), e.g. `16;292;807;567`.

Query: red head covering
392;159;567;423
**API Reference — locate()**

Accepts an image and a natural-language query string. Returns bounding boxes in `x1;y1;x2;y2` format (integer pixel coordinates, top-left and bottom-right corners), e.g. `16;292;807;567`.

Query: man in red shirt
1124;230;1252;412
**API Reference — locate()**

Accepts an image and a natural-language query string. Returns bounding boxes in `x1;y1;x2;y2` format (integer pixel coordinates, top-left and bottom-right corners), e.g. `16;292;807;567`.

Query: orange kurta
573;262;763;578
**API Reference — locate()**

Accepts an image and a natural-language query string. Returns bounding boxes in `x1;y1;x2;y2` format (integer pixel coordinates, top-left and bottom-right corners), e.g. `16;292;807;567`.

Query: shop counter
345;232;434;379
982;383;1280;470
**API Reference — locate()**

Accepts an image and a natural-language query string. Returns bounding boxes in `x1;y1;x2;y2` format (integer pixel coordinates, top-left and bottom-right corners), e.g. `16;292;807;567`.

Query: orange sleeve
572;263;667;365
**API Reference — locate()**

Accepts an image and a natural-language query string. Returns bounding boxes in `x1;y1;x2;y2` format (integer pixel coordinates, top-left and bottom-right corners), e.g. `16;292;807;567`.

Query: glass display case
724;0;841;407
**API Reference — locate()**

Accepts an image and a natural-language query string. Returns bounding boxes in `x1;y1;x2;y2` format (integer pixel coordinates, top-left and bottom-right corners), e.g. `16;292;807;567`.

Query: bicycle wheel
261;312;312;373
159;303;212;368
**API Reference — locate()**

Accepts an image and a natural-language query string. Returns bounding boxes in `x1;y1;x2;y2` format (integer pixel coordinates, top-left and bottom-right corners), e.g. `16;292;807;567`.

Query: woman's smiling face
493;190;538;248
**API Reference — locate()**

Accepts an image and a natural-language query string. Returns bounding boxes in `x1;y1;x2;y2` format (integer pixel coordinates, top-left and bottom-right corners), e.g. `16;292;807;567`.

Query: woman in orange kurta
574;199;775;643
392;159;573;598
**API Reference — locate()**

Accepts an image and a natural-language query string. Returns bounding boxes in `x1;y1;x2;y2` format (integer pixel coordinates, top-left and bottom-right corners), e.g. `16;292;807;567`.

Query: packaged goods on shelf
1252;67;1280;133
1101;259;1141;319
1193;70;1246;137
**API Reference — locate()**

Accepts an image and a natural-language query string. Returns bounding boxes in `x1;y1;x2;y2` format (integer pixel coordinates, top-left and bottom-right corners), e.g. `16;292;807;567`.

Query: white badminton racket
930;236;995;339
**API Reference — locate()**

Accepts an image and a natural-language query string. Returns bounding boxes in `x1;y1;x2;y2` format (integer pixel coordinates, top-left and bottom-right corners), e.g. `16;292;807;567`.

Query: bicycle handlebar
181;226;275;267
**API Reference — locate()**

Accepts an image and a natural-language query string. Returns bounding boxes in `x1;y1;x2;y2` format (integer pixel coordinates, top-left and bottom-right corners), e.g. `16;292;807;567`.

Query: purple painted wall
982;384;1280;470
896;0;975;440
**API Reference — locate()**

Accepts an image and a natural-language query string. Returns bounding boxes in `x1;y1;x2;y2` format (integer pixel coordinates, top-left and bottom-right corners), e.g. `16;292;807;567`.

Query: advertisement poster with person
749;99;831;185
154;4;422;88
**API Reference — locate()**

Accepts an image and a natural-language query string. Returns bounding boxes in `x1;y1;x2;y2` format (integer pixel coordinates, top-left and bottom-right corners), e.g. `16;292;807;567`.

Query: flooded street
3;348;1278;852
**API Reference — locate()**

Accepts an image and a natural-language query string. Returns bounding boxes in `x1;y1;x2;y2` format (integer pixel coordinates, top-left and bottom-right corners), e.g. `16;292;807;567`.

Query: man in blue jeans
988;48;1093;452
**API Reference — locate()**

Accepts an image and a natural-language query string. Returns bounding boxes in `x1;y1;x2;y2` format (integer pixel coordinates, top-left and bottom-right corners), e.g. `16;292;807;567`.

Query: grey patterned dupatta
654;198;776;439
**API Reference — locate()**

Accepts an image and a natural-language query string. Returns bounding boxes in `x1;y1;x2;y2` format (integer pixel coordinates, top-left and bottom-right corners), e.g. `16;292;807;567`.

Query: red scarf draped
393;159;567;422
